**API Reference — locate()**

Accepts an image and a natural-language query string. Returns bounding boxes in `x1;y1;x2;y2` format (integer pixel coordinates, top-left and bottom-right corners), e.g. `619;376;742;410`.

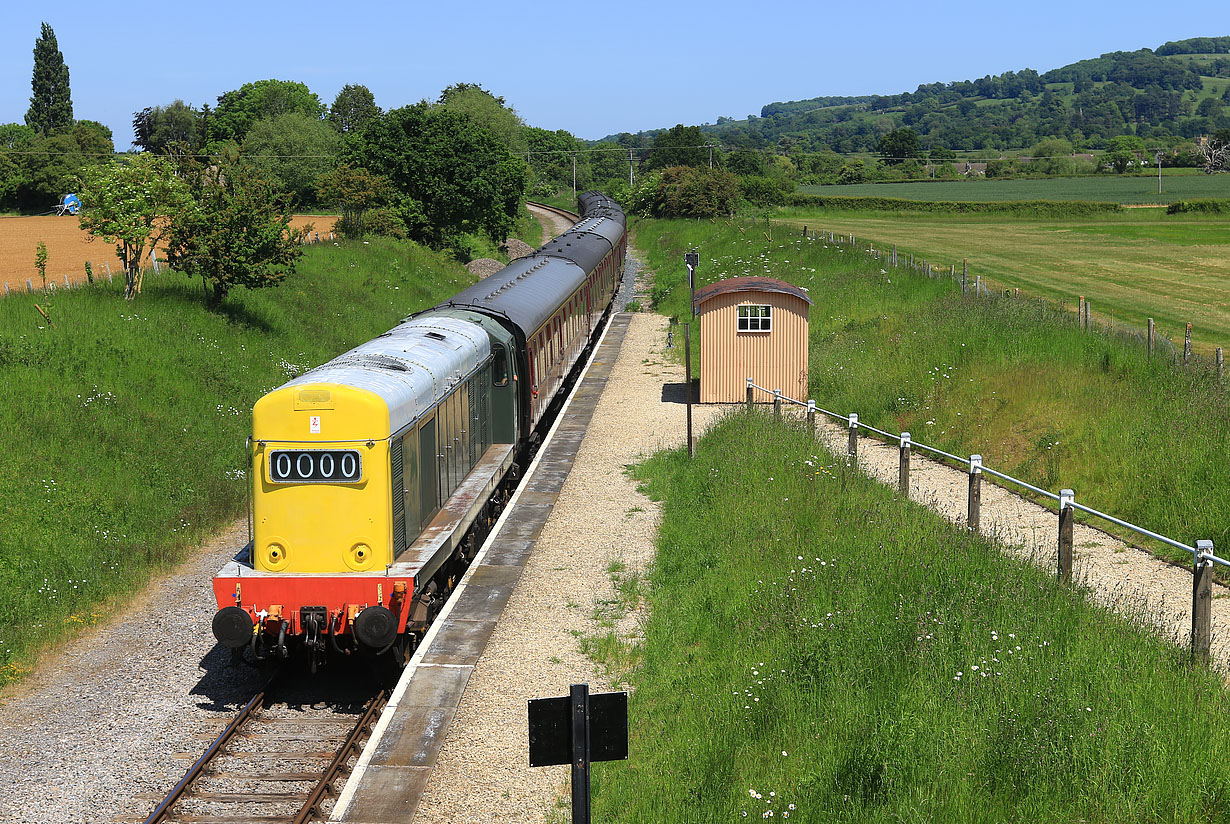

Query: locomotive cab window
737;304;772;332
492;344;508;387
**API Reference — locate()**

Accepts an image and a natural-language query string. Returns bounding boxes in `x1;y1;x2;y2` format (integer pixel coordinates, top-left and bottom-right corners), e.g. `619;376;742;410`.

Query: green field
590;415;1230;822
798;175;1230;205
0;240;473;684
772;208;1230;354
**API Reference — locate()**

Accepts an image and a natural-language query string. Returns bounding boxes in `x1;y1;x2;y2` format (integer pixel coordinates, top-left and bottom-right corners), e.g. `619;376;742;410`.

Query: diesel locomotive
210;193;626;670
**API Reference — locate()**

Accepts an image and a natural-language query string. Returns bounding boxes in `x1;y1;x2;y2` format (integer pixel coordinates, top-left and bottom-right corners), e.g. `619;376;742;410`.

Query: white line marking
331;312;621;820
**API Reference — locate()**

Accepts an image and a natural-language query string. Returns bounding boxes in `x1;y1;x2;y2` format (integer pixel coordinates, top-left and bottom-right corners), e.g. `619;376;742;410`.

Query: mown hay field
774;208;1230;353
0;214;338;292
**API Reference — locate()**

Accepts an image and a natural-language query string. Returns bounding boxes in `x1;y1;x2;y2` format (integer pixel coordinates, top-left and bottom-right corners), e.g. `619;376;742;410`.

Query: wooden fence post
967;455;982;532
1078;296;1085;329
975;275;981;295
898;431;911;495
1184;323;1192;364
26;278;33;293
746;378;754;412
847;413;858;464
1147;318;1155;360
3;282;8;297
773;389;781;421
892;245;897;267
1084;300;1091;331
1217;348;1224;381
1192;540;1214;664
807;400;816;436
1058;489;1074;583
961;268;967;295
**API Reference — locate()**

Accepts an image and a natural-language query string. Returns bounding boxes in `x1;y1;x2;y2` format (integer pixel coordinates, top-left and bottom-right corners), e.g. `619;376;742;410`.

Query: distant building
693;277;811;404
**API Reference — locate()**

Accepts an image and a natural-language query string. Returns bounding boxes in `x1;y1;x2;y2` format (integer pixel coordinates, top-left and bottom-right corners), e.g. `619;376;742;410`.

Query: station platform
332;313;632;823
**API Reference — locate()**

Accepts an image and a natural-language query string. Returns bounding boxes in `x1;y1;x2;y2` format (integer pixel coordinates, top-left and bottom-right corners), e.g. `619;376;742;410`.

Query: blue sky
3;0;1229;149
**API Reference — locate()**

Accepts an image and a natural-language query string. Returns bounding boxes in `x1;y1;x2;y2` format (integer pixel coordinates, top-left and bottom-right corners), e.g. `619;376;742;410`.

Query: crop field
0;214;339;292
798;174;1230;204
772;208;1230;354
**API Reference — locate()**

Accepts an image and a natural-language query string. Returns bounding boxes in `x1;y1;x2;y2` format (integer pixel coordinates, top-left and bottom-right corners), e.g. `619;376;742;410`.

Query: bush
1166;198;1230;214
739;175;786;206
647;166;740;219
784;194;1122;217
365;207;409;238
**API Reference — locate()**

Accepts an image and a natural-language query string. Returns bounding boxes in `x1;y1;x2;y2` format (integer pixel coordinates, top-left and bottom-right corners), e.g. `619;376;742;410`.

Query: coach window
492;344;508;387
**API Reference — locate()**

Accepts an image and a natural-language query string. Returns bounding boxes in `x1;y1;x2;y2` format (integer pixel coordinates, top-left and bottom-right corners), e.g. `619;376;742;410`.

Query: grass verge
591;414;1230;822
0;239;473;685
636;217;1229;566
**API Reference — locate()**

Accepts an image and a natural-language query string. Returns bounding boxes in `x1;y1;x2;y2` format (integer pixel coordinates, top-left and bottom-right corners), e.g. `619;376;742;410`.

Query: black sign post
529;683;628;824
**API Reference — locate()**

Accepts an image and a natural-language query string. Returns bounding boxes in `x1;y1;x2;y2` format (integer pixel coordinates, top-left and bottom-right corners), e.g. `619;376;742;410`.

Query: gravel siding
410;311;720;823
0;521;264;824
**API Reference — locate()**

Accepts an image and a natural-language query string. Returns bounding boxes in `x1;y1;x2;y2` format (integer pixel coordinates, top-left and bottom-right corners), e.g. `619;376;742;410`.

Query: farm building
693;276;811;404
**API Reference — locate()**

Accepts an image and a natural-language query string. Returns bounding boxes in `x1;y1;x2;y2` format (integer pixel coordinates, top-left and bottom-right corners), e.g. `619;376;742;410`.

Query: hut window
737;304;772;332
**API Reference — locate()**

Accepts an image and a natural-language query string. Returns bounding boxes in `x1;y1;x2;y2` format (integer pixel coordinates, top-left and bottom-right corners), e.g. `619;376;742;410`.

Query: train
210;193;627;671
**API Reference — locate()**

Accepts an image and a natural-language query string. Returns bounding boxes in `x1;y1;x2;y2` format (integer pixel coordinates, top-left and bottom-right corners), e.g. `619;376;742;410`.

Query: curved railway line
143;678;386;824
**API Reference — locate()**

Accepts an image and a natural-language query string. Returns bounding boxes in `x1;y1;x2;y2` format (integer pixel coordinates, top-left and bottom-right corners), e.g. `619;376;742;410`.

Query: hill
609;37;1230;156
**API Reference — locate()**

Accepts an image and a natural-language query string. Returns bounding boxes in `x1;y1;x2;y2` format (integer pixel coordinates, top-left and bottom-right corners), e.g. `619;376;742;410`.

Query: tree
348;103;526;248
438;83;526;154
133;101;203;154
0;124;35;208
77;154;191;299
523;127;585;193
646;125;708;170
1103;134;1146;172
328;84;380;134
1199;129;1230;173
315;163;394;237
241;111;341;206
877;128;920;164
209;80;325;147
25;23;73;135
167;161;304;307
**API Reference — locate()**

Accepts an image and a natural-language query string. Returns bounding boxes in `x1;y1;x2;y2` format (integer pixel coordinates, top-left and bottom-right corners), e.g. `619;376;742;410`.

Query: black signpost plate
528;691;628;767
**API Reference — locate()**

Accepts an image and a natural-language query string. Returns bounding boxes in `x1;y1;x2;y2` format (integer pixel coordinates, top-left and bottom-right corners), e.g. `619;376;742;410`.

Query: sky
3;0;1230;150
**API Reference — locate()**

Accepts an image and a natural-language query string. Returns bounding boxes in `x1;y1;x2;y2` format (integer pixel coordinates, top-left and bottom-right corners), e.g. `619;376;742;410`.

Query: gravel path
806;415;1230;668
410;313;720;820
0;521;264;824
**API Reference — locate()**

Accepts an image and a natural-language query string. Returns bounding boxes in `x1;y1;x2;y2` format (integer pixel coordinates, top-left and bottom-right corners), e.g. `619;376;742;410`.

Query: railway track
141;677;386;824
525;200;580;238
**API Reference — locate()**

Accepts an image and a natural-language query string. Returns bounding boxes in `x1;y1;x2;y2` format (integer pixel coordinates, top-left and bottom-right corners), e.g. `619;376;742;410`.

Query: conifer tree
25;22;73;135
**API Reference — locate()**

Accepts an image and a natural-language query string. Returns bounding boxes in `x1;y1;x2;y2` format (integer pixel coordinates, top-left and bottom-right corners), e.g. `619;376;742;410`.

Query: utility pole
629;149;634;187
572;153;577;197
1156;150;1163;195
708;145;713;169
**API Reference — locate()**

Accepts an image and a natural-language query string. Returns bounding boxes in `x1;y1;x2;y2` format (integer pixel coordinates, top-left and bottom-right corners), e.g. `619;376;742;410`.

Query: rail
143;679;387;824
745;377;1224;663
525;200;581;223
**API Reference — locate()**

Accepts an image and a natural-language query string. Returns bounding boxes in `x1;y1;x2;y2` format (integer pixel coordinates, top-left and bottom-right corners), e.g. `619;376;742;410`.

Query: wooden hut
693;277;811;403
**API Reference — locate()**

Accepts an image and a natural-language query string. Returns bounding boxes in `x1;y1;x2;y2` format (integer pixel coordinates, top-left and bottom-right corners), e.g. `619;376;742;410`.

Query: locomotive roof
281;315;491;432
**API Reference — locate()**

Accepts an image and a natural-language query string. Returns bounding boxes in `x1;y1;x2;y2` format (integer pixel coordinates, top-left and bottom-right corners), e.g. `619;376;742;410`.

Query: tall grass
0;239;473;684
592;414;1230;822
638;217;1230;561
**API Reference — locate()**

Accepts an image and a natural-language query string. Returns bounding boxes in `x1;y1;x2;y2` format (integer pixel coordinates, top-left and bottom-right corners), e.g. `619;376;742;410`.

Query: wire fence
745;377;1225;664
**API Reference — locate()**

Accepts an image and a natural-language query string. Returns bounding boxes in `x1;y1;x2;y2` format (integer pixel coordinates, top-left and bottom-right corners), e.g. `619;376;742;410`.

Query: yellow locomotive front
252;384;392;573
